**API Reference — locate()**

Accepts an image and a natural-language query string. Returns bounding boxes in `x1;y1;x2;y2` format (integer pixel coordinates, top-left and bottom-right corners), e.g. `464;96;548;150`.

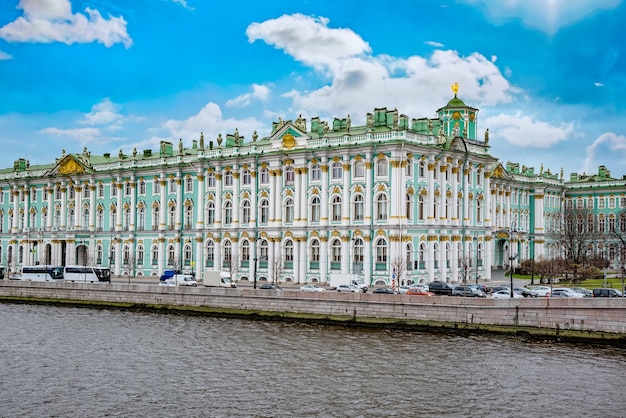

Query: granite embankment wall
1;281;625;336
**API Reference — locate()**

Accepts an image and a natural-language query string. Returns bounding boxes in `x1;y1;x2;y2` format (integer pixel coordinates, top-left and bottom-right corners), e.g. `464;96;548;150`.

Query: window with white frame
260;168;270;184
168;206;175;229
376;194;388;220
284;166;295;186
242;169;251;185
331;239;341;263
241;240;250;262
184;205;193;229
352;194;364;221
152;205;159;230
185;177;193;193
224;201;232;224
111;184;117;197
310;164;321;181
138;207;145;230
353;161;365;178
224;171;233;187
311;196;320;222
310;239;320;262
284;240;294;263
206;241;214;263
241;200;251;224
137;245;144;265
151;245;159;265
260;199;269;223
206;173;215;188
169;179;176;193
125;182;131;196
376;238;387;263
331;162;342;180
331;196;342;221
206;202;215;225
376;158;388;177
284;198;294;223
139;180;146;195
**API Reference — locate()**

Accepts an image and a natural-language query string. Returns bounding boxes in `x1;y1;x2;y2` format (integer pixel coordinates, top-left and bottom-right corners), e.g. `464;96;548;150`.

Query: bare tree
549;207;606;280
458;255;473;285
390;256;407;288
270;257;282;285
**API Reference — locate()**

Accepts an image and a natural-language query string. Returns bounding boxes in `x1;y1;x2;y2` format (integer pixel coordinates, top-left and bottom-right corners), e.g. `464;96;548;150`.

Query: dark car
592;288;622;297
514;287;538;297
452;285;486;297
428;281;454;296
259;283;280;290
373;287;396;294
468;283;489;294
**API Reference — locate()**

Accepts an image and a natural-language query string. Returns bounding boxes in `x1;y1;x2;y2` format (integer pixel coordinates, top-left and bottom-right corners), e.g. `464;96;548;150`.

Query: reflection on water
0;303;624;417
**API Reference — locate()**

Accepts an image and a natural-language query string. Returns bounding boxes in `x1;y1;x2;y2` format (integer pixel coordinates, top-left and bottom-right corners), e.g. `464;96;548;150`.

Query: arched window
476;200;482;222
419;161;425;178
185;177;193;193
241;200;251;224
97;206;104;231
310;164;321;181
310;239;320;263
137;245;144;265
123;245;130;264
96;245;103;265
185;205;193;229
151;245;158;266
169;179;176;193
152;205;160;230
82;208;89;229
138;207;145;231
168;206;176;229
184;244;192;266
260;168;270;184
418;195;425;220
284;166;295;186
260;239;269;260
354;238;364;271
224;201;233;225
353;160;365;178
205;241;215;266
406;193;413;221
310;196;320;222
110;207;117;231
139;180;146;194
167;245;175;265
331;196;342;221
68;208;75;227
206;201;215;225
224;171;233;187
376;238;387;266
124;207;131;230
206;172;215;188
331;162;342;180
241;240;250;263
376;158;388;177
353;195;364;221
260;199;269;224
376;194;388;220
125;182;131;196
433;243;439;269
284;198;294;223
331;239;342;265
223;240;232;267
284;240;294;267
242;169;251;185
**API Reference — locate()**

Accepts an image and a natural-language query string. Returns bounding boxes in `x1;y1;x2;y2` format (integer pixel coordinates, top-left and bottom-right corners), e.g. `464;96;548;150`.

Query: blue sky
1;0;625;178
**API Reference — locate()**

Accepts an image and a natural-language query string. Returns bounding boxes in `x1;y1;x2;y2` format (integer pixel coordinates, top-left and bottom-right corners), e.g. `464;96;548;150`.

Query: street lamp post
253;255;267;289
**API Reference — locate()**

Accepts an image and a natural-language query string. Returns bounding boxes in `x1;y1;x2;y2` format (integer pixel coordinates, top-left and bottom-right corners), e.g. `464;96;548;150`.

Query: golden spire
451;82;459;96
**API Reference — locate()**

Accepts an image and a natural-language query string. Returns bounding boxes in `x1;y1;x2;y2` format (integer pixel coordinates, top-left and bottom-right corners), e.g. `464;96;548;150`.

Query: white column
342;162;350;226
298;238;306;283
320;237;328;283
232;170;240;227
321;162;329;226
196;174;205;229
89;183;96;232
74;185;82;229
175;177;182;230
47;185;54;230
60;183;67;230
159;177;167;230
364;161;372;222
130;180;136;231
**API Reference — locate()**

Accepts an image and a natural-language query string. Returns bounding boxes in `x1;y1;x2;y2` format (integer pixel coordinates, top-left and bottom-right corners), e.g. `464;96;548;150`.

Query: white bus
21;266;64;282
63;266;111;283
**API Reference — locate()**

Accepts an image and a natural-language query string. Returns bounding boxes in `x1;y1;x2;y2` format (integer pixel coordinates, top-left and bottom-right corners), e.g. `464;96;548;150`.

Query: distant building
1;90;625;285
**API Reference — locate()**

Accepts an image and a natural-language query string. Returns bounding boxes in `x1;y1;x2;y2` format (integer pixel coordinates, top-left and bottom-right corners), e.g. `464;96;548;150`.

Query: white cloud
247;14;371;72
247;14;518;120
163;102;265;144
425;41;444;47
80;98;123;126
225;84;271;108
594;82;605;87
40;127;101;144
169;0;194;10
459;0;621;34
0;0;132;48
484;113;574;148
0;51;12;60
583;132;626;173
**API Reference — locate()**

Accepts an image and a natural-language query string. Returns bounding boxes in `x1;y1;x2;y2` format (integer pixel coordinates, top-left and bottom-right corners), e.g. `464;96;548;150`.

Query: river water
0;303;624;418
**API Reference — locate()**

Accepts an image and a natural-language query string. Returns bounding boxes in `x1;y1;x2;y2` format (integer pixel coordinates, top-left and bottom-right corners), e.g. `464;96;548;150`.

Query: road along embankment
1;281;625;345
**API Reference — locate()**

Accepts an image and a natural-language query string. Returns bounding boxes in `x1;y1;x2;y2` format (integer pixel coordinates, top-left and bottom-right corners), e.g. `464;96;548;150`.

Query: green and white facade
1;94;625;285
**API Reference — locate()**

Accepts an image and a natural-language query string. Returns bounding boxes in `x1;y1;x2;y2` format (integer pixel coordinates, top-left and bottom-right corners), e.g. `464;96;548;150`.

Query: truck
202;270;237;288
328;273;368;293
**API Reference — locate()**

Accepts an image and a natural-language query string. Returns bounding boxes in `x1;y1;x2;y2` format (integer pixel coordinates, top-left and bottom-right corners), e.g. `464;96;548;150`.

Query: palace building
1;88;625;285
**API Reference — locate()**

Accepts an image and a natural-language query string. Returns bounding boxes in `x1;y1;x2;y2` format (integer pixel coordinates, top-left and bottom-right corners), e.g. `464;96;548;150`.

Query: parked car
551;288;584;298
468;283;489;294
491;290;524;299
300;283;325;292
570;287;593;297
373;287;396;294
398;285;412;294
409;283;429;292
159;278;176;286
592;288;623;297
406;288;435;296
452;285;486;297
337;284;360;293
514;287;538;297
427;281;454;296
527;286;551;297
259;283;280;290
490;285;511;294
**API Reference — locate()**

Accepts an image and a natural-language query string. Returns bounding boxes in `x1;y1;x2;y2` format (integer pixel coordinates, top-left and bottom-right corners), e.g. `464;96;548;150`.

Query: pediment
49;155;93;176
269;122;310;151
